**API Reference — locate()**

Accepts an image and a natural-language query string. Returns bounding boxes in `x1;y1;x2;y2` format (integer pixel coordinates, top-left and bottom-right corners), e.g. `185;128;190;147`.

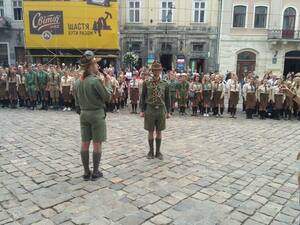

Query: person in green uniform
48;66;61;110
140;61;170;160
176;74;189;115
168;70;177;114
37;64;49;110
74;51;112;181
25;64;38;110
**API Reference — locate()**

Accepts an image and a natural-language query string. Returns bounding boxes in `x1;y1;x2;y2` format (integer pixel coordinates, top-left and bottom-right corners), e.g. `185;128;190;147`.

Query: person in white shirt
257;79;272;119
60;70;73;111
271;78;285;120
243;78;256;119
228;73;240;118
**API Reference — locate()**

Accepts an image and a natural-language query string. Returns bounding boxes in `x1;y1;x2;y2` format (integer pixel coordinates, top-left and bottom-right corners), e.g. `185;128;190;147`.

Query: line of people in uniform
0;64;81;111
1;63;300;121
126;69;300;120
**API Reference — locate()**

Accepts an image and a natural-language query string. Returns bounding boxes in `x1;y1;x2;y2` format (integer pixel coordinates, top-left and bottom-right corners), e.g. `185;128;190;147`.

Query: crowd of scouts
1;63;300;121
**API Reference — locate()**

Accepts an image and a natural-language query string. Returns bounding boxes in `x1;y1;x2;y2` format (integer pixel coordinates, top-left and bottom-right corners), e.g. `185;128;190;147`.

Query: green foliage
123;52;138;67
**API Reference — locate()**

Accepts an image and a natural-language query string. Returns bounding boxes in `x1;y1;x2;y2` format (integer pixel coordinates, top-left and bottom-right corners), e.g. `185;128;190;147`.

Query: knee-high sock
148;139;154;153
93;151;101;173
81;151;90;174
156;138;161;155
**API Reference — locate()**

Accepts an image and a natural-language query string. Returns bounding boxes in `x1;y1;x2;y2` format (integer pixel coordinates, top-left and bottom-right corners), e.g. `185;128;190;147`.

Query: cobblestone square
0;109;300;225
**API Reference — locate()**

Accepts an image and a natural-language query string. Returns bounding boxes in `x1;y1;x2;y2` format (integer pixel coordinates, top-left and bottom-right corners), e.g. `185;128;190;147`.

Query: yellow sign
23;1;119;50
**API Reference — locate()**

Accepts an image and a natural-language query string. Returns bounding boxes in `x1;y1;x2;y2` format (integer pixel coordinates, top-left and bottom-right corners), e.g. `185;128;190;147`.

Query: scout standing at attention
25;64;38;110
74;51;112;181
140;61;170;160
37;64;49;110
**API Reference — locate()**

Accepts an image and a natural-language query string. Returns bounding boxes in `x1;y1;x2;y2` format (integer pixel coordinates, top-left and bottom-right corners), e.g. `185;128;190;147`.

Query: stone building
0;0;25;66
119;0;221;73
219;0;300;80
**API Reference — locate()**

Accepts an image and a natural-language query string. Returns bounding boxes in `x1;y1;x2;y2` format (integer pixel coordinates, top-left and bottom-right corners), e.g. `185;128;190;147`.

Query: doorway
236;51;256;81
190;59;205;73
160;54;173;72
284;51;300;76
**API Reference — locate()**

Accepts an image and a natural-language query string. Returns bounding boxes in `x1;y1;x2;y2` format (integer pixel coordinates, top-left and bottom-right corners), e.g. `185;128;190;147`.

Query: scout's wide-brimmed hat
80;50;101;69
151;60;162;71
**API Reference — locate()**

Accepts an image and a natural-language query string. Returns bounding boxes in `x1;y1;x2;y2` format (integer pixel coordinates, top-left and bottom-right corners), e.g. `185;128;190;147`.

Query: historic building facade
119;0;221;73
0;0;24;66
219;0;300;79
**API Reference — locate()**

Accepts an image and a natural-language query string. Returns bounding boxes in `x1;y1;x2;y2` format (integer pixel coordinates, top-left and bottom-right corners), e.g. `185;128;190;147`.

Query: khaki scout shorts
80;109;107;142
144;106;166;132
50;89;60;99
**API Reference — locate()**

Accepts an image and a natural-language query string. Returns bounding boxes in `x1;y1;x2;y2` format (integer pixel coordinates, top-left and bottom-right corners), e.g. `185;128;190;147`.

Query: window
127;41;141;52
254;6;268;28
193;0;206;23
161;0;174;23
192;43;204;52
282;7;296;39
161;42;172;51
128;0;140;23
0;0;4;17
0;43;9;66
13;0;23;21
233;5;247;27
283;7;296;30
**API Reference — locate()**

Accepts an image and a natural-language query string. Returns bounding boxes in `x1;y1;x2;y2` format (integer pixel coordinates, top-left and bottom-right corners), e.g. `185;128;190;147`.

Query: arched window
233;5;247;27
254;6;268;28
237;51;256;61
283;7;296;38
283;7;296;30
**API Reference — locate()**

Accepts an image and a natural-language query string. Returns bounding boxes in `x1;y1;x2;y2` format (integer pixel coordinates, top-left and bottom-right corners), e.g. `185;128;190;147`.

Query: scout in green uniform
74;51;112;181
48;66;61;109
176;74;189;115
168;70;177;114
25;64;38;110
37;64;49;110
140;61;170;160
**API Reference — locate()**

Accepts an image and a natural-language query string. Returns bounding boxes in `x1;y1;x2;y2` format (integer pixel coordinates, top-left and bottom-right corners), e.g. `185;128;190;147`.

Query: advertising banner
23;0;119;49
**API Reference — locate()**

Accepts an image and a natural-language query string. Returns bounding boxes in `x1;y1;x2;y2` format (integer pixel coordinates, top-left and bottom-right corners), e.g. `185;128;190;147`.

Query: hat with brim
80;50;101;69
151;61;163;71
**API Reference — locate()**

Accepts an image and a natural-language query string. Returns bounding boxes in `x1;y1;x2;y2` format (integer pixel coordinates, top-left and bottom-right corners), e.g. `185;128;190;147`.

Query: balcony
268;29;300;41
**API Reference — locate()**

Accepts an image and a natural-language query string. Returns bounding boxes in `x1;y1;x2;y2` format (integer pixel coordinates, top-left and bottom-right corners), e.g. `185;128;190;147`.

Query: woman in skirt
18;66;27;107
190;74;202;116
243;78;256;119
7;67;19;108
283;80;293;120
228;73;240;118
211;74;225;117
272;78;285;120
0;67;8;108
257;79;271;119
111;76;120;113
202;74;212;117
60;70;73;111
129;73;139;113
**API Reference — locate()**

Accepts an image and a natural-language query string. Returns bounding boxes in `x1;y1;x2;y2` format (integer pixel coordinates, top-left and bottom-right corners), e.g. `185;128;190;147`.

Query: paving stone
1;109;299;225
150;214;172;225
32;219;55;225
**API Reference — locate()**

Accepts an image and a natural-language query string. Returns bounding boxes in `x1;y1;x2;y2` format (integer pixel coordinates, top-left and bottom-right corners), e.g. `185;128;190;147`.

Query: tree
123;52;138;71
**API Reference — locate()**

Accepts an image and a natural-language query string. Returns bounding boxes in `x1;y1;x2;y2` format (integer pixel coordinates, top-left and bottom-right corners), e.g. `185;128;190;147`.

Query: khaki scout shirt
74;73;112;111
140;78;170;113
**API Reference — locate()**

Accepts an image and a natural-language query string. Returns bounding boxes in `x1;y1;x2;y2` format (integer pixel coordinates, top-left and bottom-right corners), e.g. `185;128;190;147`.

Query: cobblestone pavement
0;108;300;225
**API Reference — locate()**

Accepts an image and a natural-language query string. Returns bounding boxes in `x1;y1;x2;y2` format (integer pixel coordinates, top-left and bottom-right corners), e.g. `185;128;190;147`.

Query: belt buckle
154;105;159;109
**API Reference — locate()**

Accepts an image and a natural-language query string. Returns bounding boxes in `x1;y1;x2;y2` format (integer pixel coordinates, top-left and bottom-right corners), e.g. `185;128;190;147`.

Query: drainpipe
216;0;223;72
